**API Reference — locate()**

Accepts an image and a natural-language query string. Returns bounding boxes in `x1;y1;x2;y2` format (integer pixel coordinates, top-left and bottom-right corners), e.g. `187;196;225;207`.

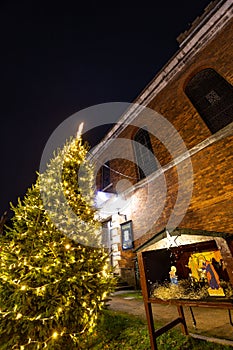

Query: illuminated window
185;68;233;133
133;127;157;180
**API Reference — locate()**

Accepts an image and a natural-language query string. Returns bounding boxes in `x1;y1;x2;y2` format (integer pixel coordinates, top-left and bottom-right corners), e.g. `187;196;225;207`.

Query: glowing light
77;122;84;138
102;292;107;300
52;331;58;339
0;129;114;347
102;270;108;278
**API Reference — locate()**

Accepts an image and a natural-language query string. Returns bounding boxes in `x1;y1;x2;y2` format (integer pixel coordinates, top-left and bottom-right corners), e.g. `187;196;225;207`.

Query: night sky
0;0;211;216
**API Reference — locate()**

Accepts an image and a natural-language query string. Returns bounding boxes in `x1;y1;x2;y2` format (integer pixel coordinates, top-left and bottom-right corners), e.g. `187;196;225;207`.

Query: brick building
92;0;233;287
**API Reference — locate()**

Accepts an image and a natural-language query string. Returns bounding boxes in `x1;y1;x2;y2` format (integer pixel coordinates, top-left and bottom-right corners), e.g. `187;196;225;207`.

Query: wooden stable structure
137;242;233;350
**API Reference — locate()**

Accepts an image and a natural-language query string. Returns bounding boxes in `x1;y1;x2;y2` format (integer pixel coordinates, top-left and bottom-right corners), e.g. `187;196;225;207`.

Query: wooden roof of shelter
134;227;232;253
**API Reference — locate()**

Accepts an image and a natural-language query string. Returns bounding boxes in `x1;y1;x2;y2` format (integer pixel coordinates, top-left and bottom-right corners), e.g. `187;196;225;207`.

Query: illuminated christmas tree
0;131;114;349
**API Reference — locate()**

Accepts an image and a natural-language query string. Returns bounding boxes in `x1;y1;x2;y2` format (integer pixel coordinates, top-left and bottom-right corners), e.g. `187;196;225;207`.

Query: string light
0;133;114;349
52;331;58;339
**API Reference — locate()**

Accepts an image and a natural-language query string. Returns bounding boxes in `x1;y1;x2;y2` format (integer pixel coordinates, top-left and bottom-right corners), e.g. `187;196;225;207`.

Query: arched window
133;127;157;180
185;68;233;133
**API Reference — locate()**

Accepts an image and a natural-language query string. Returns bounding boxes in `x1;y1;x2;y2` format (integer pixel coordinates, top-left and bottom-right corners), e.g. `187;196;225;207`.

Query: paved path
109;292;233;346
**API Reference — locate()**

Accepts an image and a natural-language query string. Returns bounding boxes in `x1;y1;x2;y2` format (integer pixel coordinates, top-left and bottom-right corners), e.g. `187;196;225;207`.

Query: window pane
133;128;157;180
185;68;233;133
101;161;110;190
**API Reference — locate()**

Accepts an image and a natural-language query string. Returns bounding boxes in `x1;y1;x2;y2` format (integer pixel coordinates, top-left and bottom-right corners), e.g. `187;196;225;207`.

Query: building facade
92;0;233;287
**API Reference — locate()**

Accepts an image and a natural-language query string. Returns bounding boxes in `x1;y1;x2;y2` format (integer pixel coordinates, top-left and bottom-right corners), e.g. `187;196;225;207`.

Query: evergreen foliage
0;135;114;349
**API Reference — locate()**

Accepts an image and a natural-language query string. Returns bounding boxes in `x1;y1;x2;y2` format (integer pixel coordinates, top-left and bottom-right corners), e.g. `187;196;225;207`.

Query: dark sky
0;0;211;215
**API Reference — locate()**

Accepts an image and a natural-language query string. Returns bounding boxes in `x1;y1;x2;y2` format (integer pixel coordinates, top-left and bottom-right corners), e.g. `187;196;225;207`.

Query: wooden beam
149;297;233;309
177;305;189;335
154;317;183;337
137;252;158;350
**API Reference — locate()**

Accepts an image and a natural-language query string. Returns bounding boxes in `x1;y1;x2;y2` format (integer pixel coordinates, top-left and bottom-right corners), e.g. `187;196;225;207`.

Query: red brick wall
181;135;233;233
97;19;233;269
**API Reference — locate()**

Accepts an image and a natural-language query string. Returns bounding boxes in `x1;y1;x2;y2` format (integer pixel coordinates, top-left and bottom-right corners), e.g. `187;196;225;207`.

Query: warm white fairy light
52;331;58;339
77;122;84;138
0;129;114;349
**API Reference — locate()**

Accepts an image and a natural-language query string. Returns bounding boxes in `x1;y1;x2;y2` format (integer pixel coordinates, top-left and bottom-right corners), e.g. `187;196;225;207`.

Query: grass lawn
85;309;233;350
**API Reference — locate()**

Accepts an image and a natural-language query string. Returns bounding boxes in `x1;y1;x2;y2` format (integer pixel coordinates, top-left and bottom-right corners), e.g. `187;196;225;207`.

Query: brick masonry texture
119;19;233;249
96;18;233;274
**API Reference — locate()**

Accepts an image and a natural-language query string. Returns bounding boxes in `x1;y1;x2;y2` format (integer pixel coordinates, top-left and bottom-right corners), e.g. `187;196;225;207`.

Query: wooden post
214;237;233;286
177;305;189;335
137;252;158;350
